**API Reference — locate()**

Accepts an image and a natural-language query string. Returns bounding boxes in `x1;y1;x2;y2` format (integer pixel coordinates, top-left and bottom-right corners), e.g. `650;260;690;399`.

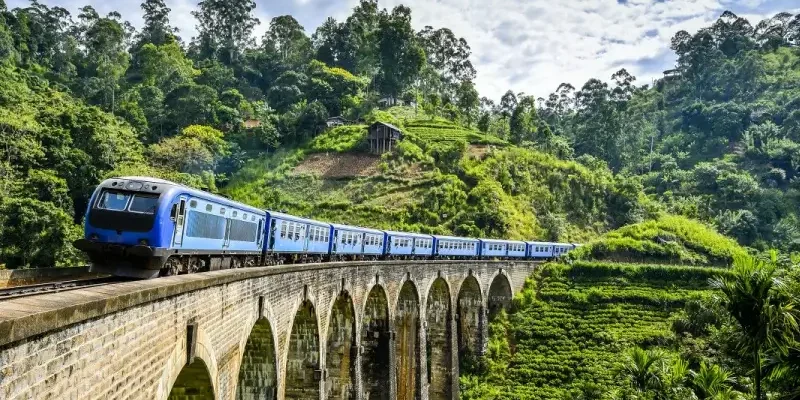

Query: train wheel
163;257;181;276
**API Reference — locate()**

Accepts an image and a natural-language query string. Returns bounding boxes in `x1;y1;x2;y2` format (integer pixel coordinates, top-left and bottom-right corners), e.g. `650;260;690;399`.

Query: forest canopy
0;0;799;268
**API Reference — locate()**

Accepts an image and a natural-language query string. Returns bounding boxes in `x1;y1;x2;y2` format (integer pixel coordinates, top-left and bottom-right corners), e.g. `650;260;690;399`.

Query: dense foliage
462;258;800;400
224;106;646;242
568;215;748;266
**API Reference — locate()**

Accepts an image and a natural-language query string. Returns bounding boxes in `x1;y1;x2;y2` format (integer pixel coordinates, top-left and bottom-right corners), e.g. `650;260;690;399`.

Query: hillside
567;215;749;266
461;262;724;399
224;107;646;241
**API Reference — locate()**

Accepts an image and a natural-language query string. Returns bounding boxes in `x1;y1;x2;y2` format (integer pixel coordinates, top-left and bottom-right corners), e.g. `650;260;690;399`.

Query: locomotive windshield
96;190;159;214
97;191;130;211
129;194;159;214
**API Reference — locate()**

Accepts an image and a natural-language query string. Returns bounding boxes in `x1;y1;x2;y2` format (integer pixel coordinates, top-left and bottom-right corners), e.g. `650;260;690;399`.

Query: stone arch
361;284;391;400
158;324;218;400
167;358;215;400
236;318;278;400
326;291;357;399
426;277;452;400
487;273;513;321
285;299;320;400
395;280;421;400
456;275;483;373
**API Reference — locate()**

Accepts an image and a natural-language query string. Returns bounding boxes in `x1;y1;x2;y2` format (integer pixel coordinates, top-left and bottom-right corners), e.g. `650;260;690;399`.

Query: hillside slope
224;107;647;241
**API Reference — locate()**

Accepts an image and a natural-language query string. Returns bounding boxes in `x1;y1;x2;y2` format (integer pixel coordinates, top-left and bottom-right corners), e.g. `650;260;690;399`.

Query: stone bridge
0;260;538;400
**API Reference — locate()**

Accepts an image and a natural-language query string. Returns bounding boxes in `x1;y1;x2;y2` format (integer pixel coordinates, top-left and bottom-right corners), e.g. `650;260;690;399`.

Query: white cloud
5;0;794;99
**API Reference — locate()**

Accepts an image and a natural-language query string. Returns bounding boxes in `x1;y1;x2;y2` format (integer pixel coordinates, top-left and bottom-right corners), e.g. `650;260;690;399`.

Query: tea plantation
461;261;724;399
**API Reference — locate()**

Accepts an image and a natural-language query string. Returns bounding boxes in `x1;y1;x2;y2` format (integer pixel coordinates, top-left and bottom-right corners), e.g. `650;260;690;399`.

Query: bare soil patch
292;153;381;178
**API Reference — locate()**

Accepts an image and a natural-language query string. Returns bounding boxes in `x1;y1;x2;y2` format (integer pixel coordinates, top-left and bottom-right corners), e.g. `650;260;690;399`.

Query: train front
73;177;176;279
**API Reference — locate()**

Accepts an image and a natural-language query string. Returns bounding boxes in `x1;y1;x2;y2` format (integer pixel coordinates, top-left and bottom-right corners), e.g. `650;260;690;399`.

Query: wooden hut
367;122;403;155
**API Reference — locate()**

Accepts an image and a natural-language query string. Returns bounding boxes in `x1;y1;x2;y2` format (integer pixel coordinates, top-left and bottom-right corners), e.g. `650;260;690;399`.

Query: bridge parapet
0;260;537;400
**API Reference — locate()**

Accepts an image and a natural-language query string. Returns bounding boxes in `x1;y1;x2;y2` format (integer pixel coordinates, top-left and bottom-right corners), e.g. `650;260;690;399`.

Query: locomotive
74;176;580;279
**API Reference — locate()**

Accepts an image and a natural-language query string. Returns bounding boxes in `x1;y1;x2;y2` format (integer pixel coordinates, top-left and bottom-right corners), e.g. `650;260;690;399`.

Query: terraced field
404;120;507;145
462;261;722;399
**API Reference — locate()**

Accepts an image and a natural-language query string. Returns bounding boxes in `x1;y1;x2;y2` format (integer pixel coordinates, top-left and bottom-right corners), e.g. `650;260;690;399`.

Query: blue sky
7;0;799;99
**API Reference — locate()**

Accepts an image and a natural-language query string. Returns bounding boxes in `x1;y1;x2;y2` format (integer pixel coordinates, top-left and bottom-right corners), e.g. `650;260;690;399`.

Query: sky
7;0;800;100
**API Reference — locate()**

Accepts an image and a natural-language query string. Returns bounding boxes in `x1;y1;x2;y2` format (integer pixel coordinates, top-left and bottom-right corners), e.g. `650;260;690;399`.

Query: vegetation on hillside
462;257;800;400
1;0;799;268
568;215;748;266
225;107;646;241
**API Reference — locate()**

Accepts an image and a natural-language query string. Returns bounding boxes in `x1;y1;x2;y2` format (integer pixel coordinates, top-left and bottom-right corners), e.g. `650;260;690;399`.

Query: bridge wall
0;261;536;400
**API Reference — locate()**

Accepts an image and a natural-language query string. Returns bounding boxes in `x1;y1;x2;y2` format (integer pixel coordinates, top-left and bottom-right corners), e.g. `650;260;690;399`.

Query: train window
206;204;213;212
189;200;197;208
128;194;159;214
280;223;286;238
97;190;130;211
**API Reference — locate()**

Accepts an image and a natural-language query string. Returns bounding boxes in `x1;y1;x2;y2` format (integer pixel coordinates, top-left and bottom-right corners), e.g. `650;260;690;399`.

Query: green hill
461;261;725;399
224;107;646;242
567;215;748;266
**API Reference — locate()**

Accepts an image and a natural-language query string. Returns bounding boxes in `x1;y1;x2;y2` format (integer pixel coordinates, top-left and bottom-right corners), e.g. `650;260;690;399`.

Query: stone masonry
0;260;537;400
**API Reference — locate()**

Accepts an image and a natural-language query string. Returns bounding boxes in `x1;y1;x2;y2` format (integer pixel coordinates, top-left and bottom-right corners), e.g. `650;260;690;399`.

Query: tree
135;0;178;48
690;363;739;399
619;347;666;393
73;6;131;112
164;83;220;131
0;197;82;268
192;0;259;64
263;15;312;69
711;253;800;400
509;96;539;144
373;5;425;98
417;26;476;90
456;80;479;127
149;124;229;174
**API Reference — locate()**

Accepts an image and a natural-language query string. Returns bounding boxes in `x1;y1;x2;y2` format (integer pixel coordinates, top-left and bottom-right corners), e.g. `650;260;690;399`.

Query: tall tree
135;0;178;48
373;5;425;98
192;0;259;64
262;15;312;69
417;26;475;87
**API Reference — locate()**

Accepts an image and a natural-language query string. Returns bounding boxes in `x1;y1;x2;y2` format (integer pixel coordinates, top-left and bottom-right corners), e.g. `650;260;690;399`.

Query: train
73;176;581;279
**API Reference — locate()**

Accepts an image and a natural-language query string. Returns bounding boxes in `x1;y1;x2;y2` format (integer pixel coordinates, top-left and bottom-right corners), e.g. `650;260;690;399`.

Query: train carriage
75;176;266;279
384;231;434;258
331;223;384;260
265;212;331;263
526;241;554;259
506;240;527;258
434;235;479;258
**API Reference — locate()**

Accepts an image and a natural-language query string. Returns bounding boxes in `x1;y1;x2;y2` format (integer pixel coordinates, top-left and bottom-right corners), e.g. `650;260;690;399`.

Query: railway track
0;277;129;301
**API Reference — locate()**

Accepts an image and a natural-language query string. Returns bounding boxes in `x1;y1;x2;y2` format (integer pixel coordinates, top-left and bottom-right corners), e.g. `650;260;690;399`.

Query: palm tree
711;253;800;400
691;362;737;399
764;343;800;400
620;347;666;393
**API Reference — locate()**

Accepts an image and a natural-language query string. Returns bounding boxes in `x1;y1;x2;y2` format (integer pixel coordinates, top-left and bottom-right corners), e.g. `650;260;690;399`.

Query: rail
0;276;128;301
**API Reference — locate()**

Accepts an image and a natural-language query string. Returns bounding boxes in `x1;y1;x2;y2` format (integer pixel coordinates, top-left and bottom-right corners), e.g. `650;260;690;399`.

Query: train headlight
139;239;149;246
126;181;143;190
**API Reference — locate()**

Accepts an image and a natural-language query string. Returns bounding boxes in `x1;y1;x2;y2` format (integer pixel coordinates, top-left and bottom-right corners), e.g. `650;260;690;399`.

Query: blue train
73;177;581;279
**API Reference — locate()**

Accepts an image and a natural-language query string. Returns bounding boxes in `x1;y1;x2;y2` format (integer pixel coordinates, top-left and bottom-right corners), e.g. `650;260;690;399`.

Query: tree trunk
754;350;762;400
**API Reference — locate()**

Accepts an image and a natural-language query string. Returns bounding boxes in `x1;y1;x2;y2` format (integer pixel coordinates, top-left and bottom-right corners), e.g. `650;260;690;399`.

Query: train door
171;196;188;247
303;223;310;252
223;218;231;249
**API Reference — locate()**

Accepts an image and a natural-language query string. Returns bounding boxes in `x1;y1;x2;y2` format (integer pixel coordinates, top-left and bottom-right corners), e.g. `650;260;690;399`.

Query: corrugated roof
369;121;403;132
